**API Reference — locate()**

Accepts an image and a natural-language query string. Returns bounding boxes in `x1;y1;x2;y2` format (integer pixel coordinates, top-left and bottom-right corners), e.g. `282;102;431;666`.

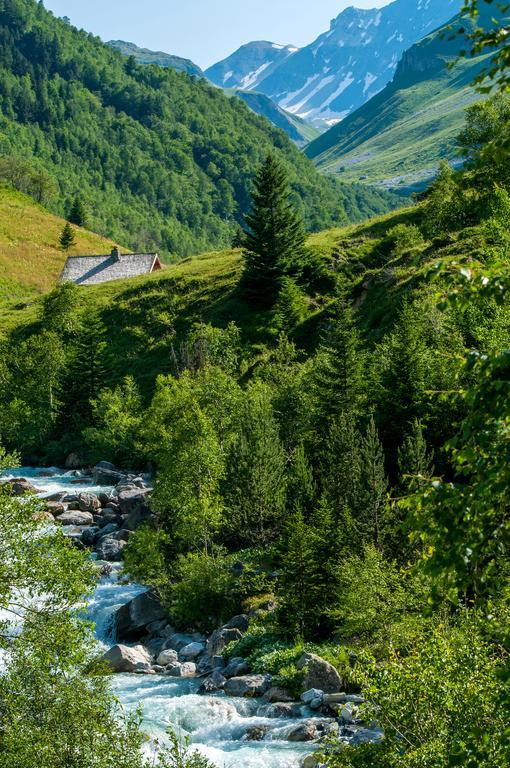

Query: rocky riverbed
1;464;383;768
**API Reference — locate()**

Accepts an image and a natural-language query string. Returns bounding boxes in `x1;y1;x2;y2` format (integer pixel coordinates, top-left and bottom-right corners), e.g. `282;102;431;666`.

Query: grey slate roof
60;249;161;285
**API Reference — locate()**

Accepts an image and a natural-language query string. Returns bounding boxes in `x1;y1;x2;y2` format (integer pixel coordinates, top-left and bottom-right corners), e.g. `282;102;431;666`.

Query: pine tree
276;508;321;639
358;417;389;551
311;294;365;433
241;154;307;306
322;412;362;534
59;221;76;251
273;277;308;332
68;195;88;227
398;419;434;494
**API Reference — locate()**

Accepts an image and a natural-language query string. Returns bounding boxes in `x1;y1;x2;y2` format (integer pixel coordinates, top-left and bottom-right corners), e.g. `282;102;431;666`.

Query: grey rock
65;452;83;469
102;644;152;673
77;492;101;513
224;674;271;698
262;702;303;719
44;501;66;516
44;491;67;502
81;526;100;546
4;478;39;496
297;653;343;694
264;687;295;703
207;627;243;657
95;536;126;562
56;510;94;527
198;670;227;694
167;661;196;678
93;463;124;486
94;523;119;542
223;657;250;678
180;641;205;660
164;633;197;652
223;614;249;633
115;591;166;642
117;488;152;529
286;721;320;742
244;726;269;741
157;649;179;666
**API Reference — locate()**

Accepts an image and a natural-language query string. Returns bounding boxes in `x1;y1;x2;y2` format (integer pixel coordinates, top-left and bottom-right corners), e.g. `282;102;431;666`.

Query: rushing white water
2;467;317;768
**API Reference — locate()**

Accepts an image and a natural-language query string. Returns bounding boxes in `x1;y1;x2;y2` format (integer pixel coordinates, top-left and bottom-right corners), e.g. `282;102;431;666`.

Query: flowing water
2;468;317;768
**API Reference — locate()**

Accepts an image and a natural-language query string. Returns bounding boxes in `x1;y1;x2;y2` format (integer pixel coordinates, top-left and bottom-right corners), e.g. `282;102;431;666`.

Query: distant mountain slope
209;0;459;129
0;185;121;310
107;40;204;77
231;91;320;146
0;1;399;263
205;41;299;91
305;9;505;193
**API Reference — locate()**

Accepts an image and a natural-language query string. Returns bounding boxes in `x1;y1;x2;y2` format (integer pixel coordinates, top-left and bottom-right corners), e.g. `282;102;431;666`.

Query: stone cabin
60;247;162;285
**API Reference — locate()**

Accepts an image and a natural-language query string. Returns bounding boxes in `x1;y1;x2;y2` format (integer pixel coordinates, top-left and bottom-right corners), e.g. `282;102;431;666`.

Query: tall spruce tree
359;417;389;551
241;154;307;306
311;294;365;433
68;195;88;227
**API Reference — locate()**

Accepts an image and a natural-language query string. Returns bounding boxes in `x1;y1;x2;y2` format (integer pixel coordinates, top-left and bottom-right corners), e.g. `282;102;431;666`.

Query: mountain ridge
107;40;204;78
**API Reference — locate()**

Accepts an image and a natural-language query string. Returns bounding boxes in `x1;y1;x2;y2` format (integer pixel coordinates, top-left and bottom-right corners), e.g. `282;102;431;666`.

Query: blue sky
43;0;392;69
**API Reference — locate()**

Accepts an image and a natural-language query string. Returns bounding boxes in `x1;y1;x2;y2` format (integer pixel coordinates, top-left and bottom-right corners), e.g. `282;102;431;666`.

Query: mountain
230;91;320;146
205;40;299;91
208;0;459;129
0;1;398;263
305;7;507;193
107;40;204;78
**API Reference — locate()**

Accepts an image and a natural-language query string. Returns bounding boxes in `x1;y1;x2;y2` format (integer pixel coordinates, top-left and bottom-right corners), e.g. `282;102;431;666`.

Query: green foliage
155;731;216;768
0;154;57;205
321;611;509;768
83;376;143;466
223;381;287;547
0;0;394;258
273;277;309;332
59;221;76;251
384;223;425;257
41;281;81;335
68;194;87;227
358;417;389;550
241;154;307;305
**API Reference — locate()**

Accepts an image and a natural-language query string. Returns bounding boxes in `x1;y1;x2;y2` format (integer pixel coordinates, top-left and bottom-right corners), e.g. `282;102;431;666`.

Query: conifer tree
398;419;434;494
273;277;308;332
277;508;321;639
68;195;88;227
241;154;307;306
358;417;389;551
311;294;365;433
59;221;76;251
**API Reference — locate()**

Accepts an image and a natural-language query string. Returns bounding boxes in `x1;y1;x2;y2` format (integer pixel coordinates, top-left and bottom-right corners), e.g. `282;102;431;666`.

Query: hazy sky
42;0;393;69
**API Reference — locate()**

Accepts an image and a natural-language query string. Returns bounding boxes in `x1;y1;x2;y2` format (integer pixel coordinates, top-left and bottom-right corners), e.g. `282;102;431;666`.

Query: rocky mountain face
107;40;204;77
207;0;460;128
205;40;299;91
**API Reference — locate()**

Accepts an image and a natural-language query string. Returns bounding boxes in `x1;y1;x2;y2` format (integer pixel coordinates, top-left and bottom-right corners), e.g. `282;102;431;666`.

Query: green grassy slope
305;15;497;193
5;199;485;396
0;185;122;313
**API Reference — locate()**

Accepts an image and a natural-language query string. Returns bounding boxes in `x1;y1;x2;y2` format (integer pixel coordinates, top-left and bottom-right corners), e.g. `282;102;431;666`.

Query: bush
384;223;425;257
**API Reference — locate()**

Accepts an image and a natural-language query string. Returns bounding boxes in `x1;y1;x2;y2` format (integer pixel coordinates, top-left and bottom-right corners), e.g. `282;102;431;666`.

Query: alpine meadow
0;1;509;768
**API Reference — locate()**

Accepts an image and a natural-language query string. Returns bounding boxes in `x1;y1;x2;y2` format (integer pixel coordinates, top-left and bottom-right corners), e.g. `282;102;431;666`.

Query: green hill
0;0;398;262
107;40;204;78
305;12;502;193
0;184;122;315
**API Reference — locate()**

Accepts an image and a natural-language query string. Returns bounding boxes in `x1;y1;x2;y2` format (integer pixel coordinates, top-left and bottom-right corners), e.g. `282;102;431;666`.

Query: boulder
264;687;295;704
223;657;250;679
302;754;321;768
180;642;205;660
115;591;166;642
263;702;303;719
223;614;249;633
102;644;152;673
297;653;343;694
95;537;126;562
223;674;271;698
94;523;119;542
65;452;83;469
56;510;94;527
93;463;124;486
301;689;324;709
77;492;101;513
156;649;179;667
167;662;196;678
5;478;39;496
286;721;320;743
206;627;243;657
81;526;100;546
44;501;66;517
117;488;152;530
164;633;199;652
198;671;227;694
44;491;67;502
244;726;269;741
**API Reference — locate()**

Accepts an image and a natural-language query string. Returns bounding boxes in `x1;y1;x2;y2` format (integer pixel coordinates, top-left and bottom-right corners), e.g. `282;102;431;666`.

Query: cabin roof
60;250;161;285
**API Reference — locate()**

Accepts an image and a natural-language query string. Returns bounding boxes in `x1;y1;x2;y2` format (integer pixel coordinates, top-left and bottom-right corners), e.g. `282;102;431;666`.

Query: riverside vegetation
0;1;509;766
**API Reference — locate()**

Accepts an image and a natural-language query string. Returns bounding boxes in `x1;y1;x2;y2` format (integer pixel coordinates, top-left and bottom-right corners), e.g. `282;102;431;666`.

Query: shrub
384;223;425;257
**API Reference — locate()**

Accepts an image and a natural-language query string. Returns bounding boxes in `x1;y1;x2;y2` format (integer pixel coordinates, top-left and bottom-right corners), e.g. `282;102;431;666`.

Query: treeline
0;0;396;259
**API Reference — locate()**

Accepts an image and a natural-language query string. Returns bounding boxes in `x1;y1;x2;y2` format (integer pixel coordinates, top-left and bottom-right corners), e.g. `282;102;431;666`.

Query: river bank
1;465;381;768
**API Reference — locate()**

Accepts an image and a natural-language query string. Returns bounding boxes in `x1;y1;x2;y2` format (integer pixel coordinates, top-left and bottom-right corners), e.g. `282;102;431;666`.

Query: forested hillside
0;0;397;260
